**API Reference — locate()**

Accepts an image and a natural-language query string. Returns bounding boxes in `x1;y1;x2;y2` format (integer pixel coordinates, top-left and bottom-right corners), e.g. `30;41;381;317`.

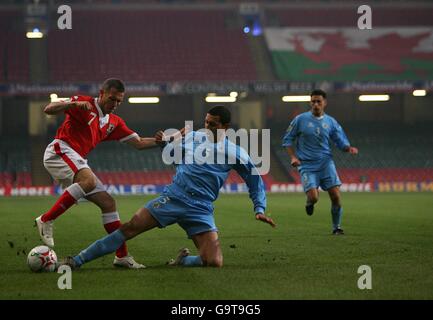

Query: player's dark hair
310;89;327;99
208;106;231;125
102;78;125;92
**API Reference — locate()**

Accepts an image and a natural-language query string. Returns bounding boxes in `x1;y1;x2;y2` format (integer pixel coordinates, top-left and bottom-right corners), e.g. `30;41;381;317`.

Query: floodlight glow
358;95;390;102
205;96;236;103
243;26;250;33
282;95;311;102
413;90;426;97
26;30;43;38
128;97;160;104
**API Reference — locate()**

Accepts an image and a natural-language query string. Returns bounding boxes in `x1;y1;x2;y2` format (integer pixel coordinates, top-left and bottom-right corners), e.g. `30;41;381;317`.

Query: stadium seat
48;10;256;82
0;10;29;83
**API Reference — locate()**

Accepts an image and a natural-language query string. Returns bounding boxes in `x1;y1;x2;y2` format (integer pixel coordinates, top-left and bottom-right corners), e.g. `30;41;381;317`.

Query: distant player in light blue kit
282;90;358;235
61;106;275;269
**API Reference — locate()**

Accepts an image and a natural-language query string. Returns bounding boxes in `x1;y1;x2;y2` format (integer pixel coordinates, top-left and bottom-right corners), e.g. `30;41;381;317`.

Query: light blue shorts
298;161;341;192
145;186;217;238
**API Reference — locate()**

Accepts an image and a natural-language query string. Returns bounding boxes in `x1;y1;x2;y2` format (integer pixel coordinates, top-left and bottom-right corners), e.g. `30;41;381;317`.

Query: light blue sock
73;229;126;267
331;205;343;230
180;255;203;267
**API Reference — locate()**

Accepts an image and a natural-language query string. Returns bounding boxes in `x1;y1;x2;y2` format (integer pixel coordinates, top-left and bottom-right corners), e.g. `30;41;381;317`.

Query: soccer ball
27;246;58;272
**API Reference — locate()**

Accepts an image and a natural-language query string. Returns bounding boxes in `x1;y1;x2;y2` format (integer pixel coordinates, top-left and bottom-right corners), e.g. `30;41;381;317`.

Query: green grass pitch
1;193;432;300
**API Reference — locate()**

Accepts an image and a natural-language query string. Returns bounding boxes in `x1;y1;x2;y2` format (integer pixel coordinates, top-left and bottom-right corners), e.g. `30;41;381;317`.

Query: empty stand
0;9;29;83
48;10;256;82
267;8;433;27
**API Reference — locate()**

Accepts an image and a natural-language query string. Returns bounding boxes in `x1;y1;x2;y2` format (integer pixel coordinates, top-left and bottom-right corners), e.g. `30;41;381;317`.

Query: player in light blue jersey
282;90;358;235
60;106;275;269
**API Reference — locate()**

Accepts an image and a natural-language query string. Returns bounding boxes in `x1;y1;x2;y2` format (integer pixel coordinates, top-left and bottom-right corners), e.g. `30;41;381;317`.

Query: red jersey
54;95;138;158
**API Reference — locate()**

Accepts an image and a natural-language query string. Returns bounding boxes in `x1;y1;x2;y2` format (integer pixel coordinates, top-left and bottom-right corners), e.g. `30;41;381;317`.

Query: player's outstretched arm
44;100;92;115
125;126;187;150
255;212;276;228
154;127;188;148
232;149;273;228
125;136;159;150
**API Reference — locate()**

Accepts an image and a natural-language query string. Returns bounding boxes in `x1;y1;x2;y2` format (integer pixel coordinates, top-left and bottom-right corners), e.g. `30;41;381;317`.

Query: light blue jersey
146;131;266;237
282;111;350;172
167;131;266;213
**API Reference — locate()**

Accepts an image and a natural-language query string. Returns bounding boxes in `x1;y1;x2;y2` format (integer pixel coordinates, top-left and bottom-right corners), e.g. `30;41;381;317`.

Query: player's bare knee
78;176;97;193
74;169;97;192
212;256;223;268
307;190;319;203
199;243;223;267
329;192;340;205
308;195;319;204
203;256;223;268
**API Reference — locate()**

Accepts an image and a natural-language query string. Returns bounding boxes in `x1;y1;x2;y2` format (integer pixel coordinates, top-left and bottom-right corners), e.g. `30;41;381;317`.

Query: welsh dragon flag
264;27;433;81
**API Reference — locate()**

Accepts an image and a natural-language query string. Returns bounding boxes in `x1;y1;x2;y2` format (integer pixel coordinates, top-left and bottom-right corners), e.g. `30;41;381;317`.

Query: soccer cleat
167;248;190;266
113;255;146;269
58;256;79;271
332;228;345;235
305;204;314;216
35;215;54;247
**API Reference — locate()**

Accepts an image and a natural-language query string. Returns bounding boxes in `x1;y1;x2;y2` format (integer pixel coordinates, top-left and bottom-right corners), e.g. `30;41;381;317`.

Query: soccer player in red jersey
35;78;160;268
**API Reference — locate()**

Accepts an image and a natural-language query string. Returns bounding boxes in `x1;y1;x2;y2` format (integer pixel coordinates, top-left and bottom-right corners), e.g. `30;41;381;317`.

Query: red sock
104;220;128;258
41;190;76;222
